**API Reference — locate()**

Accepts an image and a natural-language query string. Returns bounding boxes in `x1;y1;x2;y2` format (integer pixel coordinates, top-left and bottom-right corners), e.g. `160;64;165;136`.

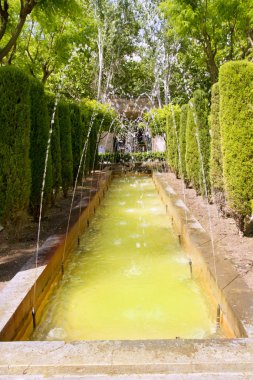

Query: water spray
32;307;36;329
32;45;84;322
189;258;193;278
216;304;221;330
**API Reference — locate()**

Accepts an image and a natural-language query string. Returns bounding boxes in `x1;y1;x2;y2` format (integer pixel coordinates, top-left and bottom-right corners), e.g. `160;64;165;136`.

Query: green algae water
33;175;218;341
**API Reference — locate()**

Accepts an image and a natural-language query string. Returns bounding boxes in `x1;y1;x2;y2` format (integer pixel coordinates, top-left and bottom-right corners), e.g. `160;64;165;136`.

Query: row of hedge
98;152;166;163
146;61;253;235
0;66;117;232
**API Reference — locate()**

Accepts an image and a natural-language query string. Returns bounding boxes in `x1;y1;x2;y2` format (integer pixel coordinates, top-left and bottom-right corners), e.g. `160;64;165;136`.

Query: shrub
0;67;31;233
69;102;83;184
58;101;73;197
89;127;98;172
81;99;118;173
209;83;225;210
179;104;189;183
29;79;52;220
166;105;181;176
98;152;166;163
219;61;253;233
144;107;167;136
80;104;93;176
46;94;62;203
185;99;201;192
186;90;210;195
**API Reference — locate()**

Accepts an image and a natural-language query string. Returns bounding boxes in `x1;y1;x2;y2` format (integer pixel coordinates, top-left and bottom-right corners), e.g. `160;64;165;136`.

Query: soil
0;174;103;291
165;172;253;290
0;170;252;292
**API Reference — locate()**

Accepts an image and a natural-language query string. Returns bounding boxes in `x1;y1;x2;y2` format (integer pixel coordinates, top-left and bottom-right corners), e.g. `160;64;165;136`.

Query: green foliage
146;104;181;174
166;105;181;175
161;0;253;84
144;107;167;136
46;93;62;202
80;98;119;172
179;104;189;182
80;105;91;176
185;100;200;191
209;83;224;201
69;102;83;183
89;127;98;172
98;152;166;163
219;61;253;230
186;90;210;195
0;66;31;232
29;79;52;220
58;101;73;197
82;98;118;132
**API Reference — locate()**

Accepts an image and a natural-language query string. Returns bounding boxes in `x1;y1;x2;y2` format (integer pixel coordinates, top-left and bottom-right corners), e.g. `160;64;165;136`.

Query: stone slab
0;339;253;377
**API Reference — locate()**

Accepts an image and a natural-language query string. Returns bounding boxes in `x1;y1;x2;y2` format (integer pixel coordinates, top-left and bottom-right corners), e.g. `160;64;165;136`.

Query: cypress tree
70;103;83;184
58;101;73;197
179;104;189;184
219;61;253;234
29;79;53;220
46;94;62;203
185;90;210;195
0;67;31;233
80;105;91;177
166;105;181;176
185;99;201;192
195;90;210;196
89;126;98;172
209;83;225;210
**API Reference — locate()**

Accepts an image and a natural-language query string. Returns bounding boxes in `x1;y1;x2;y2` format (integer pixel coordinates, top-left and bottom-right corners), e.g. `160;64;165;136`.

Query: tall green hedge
80;105;91;177
209;83;225;208
185;98;201;192
186;90;210;195
166;105;181;176
29;79;53;220
58;101;73;197
89;126;98;172
179;104;189;183
70;103;83;183
46;94;62;203
0;67;31;232
219;61;253;233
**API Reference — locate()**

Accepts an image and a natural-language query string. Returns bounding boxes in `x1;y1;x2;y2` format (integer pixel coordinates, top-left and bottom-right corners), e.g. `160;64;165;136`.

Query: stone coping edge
153;172;253;339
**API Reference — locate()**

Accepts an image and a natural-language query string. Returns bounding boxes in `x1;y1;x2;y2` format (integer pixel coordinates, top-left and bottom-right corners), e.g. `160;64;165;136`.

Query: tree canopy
0;0;253;108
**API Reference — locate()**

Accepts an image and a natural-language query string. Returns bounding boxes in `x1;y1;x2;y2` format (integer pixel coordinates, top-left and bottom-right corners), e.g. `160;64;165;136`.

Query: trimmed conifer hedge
70;103;83;184
0;67;31;232
46;94;62;203
185;98;201;192
58;101;73;197
209;83;225;210
29;79;53;219
179;104;188;183
89;127;99;172
186;90;210;195
166;105;181;176
219;61;253;233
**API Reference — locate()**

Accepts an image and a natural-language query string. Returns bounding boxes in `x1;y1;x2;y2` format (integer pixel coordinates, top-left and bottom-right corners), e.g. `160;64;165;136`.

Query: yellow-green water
33;175;218;341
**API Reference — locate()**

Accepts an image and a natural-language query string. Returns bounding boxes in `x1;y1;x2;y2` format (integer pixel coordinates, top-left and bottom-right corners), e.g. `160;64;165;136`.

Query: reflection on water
32;176;218;341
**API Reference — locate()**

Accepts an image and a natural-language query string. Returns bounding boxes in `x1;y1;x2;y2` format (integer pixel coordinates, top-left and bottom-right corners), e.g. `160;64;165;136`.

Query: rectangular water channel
32;175;223;341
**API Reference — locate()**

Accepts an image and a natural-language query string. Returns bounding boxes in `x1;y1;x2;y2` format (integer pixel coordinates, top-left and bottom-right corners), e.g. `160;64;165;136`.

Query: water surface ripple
33;176;217;341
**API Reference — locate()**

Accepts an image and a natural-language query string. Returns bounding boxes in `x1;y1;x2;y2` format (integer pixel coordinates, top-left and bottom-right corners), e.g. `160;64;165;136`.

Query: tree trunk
203;41;218;84
248;29;253;48
0;16;8;41
0;1;36;62
0;0;9;41
206;53;219;84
